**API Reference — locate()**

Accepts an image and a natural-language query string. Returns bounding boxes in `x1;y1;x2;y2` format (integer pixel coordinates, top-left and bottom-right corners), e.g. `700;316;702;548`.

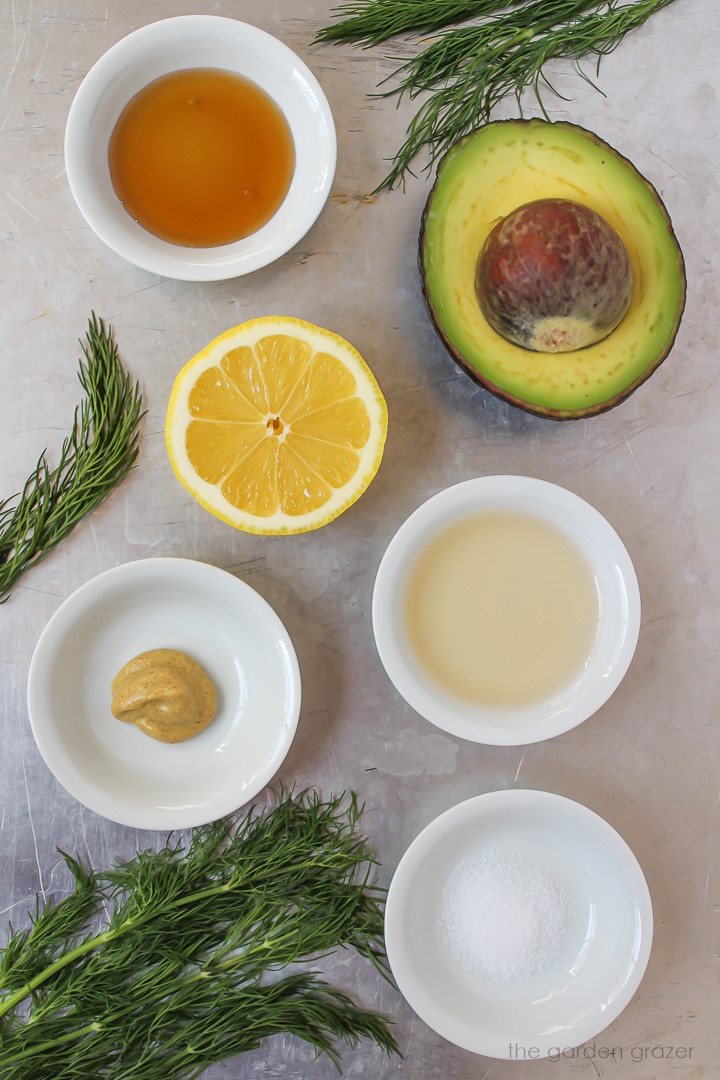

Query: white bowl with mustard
372;476;640;745
27;558;301;829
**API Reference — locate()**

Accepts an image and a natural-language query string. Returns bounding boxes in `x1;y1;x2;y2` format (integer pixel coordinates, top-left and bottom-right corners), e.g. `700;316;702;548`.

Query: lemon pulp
165;317;387;534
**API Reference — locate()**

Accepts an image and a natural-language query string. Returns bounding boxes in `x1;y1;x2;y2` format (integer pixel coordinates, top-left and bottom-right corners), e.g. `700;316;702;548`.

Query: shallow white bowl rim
372;475;641;745
64;15;336;280
384;787;654;1059
26;557;301;829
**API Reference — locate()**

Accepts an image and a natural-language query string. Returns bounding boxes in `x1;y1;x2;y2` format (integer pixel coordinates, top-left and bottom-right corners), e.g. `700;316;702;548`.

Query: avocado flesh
420;120;686;419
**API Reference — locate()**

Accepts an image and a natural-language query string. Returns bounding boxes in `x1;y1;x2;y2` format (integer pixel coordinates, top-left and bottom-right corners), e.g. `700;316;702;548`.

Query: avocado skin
418;119;687;421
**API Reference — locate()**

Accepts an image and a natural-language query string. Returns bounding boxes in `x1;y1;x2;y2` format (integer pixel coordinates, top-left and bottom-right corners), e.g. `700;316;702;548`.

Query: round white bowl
372;476;640;745
385;788;653;1059
26;558;301;830
64;15;336;280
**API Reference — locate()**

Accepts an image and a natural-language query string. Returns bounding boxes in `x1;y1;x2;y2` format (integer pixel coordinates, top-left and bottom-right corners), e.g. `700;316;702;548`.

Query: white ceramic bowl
64;15;336;280
26;558;301;830
385;789;653;1059
372;476;640;745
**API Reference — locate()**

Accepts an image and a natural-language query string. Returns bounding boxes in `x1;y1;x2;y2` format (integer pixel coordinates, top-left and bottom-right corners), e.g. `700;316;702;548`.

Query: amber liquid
108;68;295;247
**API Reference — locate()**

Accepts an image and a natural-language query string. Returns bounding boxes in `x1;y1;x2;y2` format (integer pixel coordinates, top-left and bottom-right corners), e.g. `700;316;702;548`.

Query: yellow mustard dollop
111;649;216;744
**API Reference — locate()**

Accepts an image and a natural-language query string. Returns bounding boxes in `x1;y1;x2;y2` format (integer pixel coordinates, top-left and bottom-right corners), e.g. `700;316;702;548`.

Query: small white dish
27;558;301;830
372;476;640;745
384;788;653;1059
64;15;336;280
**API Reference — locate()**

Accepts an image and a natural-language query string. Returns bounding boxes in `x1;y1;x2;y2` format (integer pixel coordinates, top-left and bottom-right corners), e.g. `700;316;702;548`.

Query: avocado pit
475;198;634;353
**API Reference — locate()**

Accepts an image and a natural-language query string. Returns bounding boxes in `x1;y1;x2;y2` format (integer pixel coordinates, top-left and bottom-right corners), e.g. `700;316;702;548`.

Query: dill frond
0;790;398;1078
315;0;679;191
0;315;143;602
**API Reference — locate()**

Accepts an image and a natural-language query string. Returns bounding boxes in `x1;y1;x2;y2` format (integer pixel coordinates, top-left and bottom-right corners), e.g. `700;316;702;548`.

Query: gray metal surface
1;2;718;1076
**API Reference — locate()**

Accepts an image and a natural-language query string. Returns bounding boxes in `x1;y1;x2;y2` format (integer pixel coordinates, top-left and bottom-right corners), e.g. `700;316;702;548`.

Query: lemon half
165;317;388;534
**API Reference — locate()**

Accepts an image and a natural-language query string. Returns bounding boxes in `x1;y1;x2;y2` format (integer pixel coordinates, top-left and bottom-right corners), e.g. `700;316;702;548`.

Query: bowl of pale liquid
372;476;641;745
64;16;336;280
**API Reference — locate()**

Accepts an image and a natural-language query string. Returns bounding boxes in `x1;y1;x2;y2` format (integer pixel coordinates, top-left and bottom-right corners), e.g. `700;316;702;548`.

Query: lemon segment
187;364;263;422
165;317;388;534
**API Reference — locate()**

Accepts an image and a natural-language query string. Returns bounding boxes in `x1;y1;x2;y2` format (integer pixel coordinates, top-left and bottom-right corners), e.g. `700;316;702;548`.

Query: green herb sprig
315;0;678;191
0;790;398;1078
0;315;143;602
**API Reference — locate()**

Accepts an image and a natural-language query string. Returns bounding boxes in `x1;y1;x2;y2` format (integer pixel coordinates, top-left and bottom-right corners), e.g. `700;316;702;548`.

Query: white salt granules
439;846;571;982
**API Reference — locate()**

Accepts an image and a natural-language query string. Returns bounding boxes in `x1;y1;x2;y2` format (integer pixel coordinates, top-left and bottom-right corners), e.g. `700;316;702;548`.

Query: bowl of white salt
384;788;653;1060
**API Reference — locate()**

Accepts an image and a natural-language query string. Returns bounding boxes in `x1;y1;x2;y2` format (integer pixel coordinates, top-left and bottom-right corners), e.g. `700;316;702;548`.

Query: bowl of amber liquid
64;15;336;280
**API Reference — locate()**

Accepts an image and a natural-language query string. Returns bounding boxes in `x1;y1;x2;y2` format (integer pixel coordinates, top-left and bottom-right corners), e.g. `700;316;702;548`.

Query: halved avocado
419;119;686;420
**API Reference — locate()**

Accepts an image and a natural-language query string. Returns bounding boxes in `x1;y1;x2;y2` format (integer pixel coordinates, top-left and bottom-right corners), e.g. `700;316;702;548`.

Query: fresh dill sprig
315;0;520;46
0;790;399;1078
315;0;679;191
0;314;143;602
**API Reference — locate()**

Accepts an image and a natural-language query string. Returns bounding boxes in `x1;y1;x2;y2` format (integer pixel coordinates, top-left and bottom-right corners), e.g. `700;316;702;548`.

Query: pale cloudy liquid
404;512;599;707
